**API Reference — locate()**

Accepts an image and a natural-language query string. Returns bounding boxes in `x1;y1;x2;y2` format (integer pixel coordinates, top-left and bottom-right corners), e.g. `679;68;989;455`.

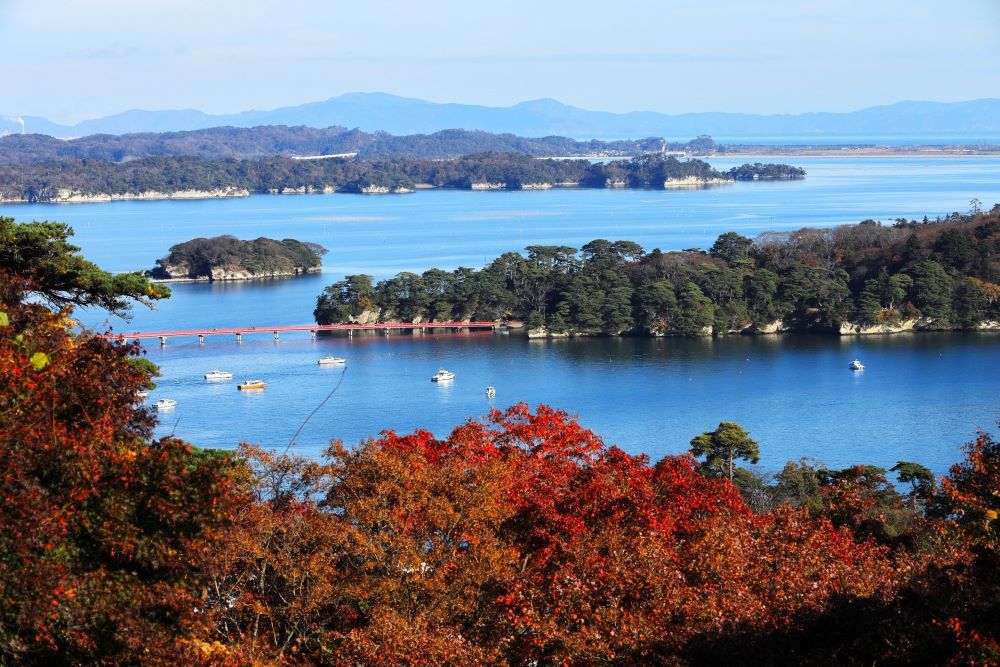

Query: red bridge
102;321;498;344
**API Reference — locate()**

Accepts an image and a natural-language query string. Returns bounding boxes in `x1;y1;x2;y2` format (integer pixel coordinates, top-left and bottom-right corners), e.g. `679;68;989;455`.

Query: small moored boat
154;398;177;409
485;386;496;398
205;369;234;381
431;368;455;382
318;356;347;365
848;359;865;371
238;379;266;390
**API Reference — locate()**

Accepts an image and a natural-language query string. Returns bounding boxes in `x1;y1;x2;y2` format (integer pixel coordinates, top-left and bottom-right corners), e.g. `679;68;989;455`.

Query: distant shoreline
708;146;1000;158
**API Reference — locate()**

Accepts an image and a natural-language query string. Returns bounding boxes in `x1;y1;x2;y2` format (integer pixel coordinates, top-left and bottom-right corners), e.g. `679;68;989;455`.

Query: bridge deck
102;321;497;340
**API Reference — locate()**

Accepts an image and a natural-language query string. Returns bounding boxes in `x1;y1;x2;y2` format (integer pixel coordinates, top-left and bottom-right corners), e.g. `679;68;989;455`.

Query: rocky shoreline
0;176;749;204
522;318;1000;339
152;265;322;282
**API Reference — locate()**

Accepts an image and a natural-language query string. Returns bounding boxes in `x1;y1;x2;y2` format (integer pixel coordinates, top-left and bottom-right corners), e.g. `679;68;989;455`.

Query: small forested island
726;162;806;180
150;235;325;281
315;204;1000;336
0;153;802;203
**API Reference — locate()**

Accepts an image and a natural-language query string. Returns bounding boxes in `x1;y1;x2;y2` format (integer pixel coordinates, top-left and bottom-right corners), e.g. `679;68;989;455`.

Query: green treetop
690;421;761;481
0;216;169;318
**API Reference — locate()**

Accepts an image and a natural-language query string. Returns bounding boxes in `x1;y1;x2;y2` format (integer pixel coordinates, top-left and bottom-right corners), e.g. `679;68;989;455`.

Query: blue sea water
3;157;999;474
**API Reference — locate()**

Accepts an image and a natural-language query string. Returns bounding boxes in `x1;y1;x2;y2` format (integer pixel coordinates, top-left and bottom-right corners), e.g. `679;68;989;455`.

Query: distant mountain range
3;93;1000;140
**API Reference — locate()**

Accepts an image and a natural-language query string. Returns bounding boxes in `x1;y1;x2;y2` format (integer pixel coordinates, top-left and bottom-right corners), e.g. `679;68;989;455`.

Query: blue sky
1;0;998;122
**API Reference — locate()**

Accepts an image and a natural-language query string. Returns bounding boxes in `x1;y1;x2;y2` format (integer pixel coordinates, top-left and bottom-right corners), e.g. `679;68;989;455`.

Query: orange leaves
0;297;241;665
201;404;928;665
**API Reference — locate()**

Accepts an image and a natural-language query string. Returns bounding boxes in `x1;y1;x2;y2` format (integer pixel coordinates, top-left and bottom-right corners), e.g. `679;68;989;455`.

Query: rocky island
149;235;326;281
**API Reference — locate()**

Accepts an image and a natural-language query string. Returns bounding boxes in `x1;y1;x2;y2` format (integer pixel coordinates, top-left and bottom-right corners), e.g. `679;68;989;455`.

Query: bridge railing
101;321;499;341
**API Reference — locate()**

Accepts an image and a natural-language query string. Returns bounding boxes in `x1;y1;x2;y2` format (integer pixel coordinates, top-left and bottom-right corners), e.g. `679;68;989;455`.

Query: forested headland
315;204;1000;335
0;153;803;203
149;235;326;281
0;126;704;163
1;215;999;665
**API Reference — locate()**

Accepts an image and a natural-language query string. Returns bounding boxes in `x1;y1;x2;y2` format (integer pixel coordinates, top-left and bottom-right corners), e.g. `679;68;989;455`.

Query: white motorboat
848;359;865;371
431;368;455;382
154;398;177;409
204;369;234;381
485;386;496;397
318;356;347;365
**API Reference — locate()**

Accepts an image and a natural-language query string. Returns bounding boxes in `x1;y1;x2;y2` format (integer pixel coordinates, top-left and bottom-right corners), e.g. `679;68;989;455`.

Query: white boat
849;359;865;371
431;368;455;382
318;356;347;365
154;398;177;409
485;386;496;397
204;369;234;381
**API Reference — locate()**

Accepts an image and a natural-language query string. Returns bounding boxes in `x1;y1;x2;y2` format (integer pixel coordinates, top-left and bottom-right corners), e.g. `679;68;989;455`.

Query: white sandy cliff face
154;261;320;282
50;187;250;203
359;185;415;194
662;176;733;188
839;319;920;335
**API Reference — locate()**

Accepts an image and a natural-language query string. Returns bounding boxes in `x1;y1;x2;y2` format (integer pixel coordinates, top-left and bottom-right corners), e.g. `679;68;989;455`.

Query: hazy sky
2;0;998;123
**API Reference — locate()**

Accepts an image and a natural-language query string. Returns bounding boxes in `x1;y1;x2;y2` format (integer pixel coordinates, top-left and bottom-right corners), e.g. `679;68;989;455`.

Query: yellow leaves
986;509;998;522
183;638;230;657
30;351;48;370
0;310;8;327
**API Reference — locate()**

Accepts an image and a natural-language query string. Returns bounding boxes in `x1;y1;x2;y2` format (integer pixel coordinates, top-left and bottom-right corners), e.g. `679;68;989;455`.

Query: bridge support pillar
310;330;316;339
348;329;353;337
198;335;205;345
236;333;242;343
273;331;280;341
383;328;389;336
159;336;166;346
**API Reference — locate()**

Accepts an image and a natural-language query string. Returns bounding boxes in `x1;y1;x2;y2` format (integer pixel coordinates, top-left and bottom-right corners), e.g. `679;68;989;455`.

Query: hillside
0;126;681;164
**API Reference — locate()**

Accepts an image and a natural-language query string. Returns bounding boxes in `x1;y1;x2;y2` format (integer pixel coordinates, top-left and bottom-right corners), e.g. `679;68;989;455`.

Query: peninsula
0;154;803;203
314;206;1000;337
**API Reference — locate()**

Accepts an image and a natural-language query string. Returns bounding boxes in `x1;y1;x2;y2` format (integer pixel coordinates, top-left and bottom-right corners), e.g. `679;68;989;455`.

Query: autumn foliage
181;405;919;666
0;277;241;665
2;248;1000;664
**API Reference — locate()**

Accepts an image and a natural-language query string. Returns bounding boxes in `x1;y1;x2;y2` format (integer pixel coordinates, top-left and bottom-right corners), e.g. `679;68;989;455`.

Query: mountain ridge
3;94;1000;140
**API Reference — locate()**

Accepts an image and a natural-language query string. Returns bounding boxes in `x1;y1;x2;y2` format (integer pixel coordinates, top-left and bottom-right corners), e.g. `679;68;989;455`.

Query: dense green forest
0;153;802;202
0;126;711;164
2;215;1000;665
150;235;325;280
727;162;809;180
315;206;1000;334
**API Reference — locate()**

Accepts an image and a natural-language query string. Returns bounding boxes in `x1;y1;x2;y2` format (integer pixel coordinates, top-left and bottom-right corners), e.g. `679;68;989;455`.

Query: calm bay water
3;157;999;473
